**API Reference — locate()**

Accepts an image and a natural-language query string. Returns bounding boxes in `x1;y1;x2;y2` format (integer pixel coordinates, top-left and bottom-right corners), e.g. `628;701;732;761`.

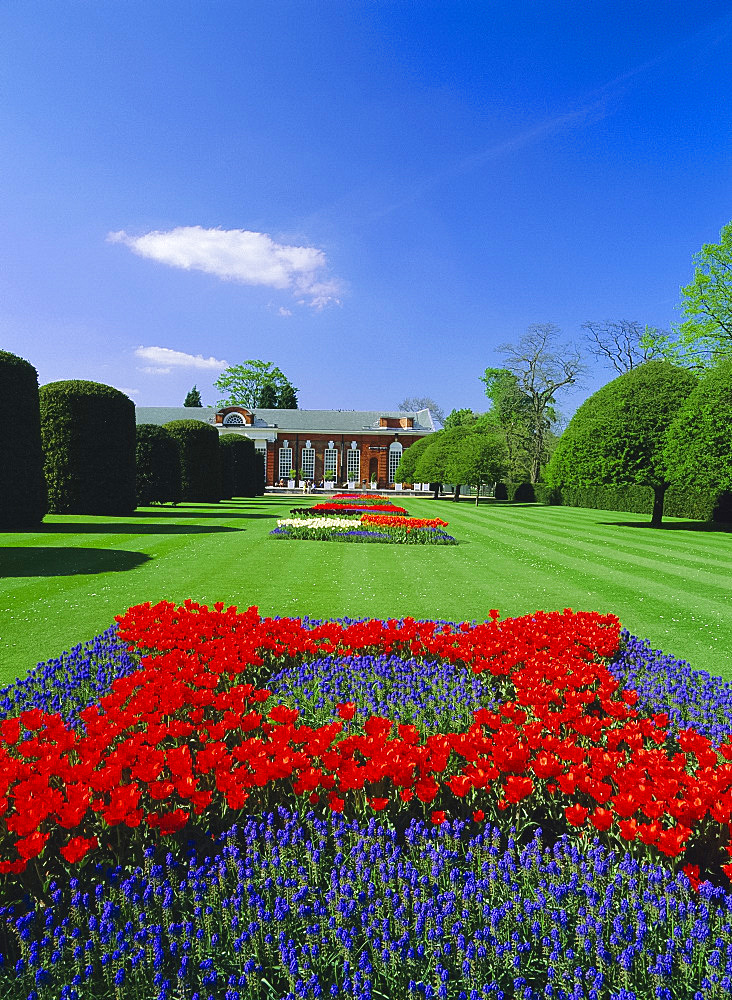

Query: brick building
135;406;436;487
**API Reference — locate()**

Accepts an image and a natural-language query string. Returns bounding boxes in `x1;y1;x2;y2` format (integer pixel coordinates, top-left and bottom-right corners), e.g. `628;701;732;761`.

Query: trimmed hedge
539;484;732;523
39;380;136;515
0;350;47;527
219;434;258;498
163;420;221;503
135;425;181;506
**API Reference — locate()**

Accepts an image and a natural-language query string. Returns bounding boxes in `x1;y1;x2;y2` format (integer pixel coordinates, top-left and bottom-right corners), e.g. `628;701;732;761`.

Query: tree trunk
475;482;480;506
431;483;440;500
651;485;666;528
453;485;461;502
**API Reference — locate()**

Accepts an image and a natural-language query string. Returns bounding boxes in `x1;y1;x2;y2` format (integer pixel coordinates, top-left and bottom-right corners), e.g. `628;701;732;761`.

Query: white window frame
223;412;245;425
388;441;403;483
346;448;361;482
324;448;338;479
301;447;315;480
279;447;293;480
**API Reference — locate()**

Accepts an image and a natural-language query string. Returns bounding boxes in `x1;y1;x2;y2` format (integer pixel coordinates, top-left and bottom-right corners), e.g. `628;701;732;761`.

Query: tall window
278;446;293;480
324;448;338;479
347;448;360;482
388;441;403;483
301;447;315;480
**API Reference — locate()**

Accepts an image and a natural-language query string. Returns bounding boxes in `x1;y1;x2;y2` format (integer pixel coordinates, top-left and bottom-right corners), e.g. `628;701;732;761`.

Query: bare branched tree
397;396;445;426
496;324;585;483
581;319;664;373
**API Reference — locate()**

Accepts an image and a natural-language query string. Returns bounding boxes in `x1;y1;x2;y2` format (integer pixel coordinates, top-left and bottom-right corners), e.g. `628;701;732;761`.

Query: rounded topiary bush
163;420;221;503
39;380;136;515
664;359;732;491
219;434;258;499
0;350;47;527
136;424;182;506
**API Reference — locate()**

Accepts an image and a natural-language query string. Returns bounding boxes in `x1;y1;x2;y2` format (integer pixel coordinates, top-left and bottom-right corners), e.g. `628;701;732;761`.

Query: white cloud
135;345;228;375
108;226;342;308
278;306;293;317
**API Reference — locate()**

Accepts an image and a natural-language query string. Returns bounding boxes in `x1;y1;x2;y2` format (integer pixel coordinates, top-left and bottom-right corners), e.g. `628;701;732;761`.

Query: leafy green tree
481;368;533;481
414;428;466;500
393;433;440;488
183;386;203;407
678;221;732;362
483;324;583;482
443;408;477;430
448;427;508;505
664;359;732;491
215;361;298;408
0;350;47;527
547;361;697;527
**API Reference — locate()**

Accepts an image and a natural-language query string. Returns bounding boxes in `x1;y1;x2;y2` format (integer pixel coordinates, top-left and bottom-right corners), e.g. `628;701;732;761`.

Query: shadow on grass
7;523;242;535
0;547;152;577
129;505;272;520
600;520;732;533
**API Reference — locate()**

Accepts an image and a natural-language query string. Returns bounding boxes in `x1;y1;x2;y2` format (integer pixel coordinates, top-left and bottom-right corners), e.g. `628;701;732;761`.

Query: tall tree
397;396;445;426
547;361;697;528
183;385;203;407
215;360;298;409
481;368;533;481
483;325;584;483
393;432;441;488
678;221;732;363
581;320;664;373
258;382;278;408
448;427;508;505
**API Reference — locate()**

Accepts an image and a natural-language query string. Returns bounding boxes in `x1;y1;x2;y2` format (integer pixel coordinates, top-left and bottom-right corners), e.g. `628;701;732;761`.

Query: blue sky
1;1;731;419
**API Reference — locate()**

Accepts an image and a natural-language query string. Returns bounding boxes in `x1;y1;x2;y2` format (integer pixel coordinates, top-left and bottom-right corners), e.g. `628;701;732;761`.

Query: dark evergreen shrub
219;434;257;498
0;350;47;527
511;482;536;502
253;452;265;495
39;380;136;515
494;482;508;500
163;420;221;503
135;424;181;506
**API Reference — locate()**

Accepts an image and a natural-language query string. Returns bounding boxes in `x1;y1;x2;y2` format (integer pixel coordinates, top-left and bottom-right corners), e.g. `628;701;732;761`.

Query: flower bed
1;603;732;998
272;514;456;544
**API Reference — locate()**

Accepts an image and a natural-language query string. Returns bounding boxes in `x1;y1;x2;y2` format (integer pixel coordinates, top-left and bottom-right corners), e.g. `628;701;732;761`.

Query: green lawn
1;495;731;686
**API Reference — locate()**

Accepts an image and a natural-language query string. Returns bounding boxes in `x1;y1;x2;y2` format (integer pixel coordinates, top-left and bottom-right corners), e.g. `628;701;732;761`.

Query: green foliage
258;382;278;408
219;434;259;498
413;429;464;485
678;221;732;362
413;426;507;489
443;408;477;430
664;360;732;490
548;362;697;491
183;386;203;407
393;433;438;483
163;420;221;503
276;382;298;409
545;483;732;523
215;360;298;408
39;380;136;515
0;350;47;527
135;425;181;506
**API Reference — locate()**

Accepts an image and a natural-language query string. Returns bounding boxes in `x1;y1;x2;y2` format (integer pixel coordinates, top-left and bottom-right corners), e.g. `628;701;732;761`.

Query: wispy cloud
135;345;227;376
108;226;342;309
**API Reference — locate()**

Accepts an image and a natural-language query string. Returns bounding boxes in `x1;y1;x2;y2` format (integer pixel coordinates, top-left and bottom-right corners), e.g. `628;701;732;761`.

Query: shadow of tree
599;520;732;533
6;523;242;535
0;547;152;577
